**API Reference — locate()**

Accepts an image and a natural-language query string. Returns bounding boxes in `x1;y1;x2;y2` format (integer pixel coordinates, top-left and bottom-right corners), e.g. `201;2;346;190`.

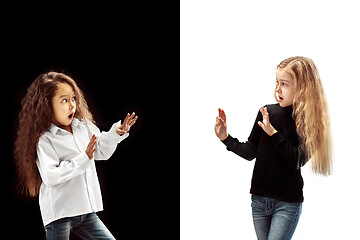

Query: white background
181;0;360;239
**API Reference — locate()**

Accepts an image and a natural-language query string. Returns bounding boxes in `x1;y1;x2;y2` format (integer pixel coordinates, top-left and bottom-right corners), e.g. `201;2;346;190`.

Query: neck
52;120;73;133
61;125;73;133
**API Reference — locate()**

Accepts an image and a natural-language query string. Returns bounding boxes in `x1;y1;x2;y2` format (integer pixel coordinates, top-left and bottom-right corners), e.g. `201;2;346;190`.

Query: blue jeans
45;213;115;240
251;195;302;240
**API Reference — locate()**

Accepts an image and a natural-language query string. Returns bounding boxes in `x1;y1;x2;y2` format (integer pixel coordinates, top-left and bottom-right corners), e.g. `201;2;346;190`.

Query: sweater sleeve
270;132;308;169
221;110;263;161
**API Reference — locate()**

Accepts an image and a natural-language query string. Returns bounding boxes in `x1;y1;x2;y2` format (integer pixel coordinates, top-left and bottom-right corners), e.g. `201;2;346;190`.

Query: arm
86;120;129;160
271;132;308;169
86;113;137;160
215;108;263;161
36;136;91;187
221;134;257;160
258;106;308;169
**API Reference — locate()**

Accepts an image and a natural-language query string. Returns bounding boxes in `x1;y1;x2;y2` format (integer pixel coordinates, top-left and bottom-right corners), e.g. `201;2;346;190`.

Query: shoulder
255;103;280;115
80;118;97;127
73;118;98;130
263;103;280;112
38;130;53;148
79;118;100;135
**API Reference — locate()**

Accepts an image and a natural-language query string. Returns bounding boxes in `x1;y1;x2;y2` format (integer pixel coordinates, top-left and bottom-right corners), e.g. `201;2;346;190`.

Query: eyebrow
276;78;290;83
59;93;75;99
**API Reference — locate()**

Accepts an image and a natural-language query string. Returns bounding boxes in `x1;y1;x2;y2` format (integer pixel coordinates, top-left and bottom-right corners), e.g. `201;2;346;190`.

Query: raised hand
85;134;97;159
215;108;228;140
116;112;138;135
257;107;278;136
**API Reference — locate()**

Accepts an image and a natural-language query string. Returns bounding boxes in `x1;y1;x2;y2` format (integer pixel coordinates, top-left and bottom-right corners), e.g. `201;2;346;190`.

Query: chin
277;100;289;108
280;103;292;107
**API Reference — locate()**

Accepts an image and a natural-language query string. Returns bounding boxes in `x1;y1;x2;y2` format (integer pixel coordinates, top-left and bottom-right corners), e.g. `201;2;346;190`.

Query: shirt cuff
221;134;232;147
73;152;92;171
109;120;129;143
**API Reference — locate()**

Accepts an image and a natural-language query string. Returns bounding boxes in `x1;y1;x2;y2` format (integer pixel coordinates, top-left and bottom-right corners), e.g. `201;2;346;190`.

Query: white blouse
36;118;128;226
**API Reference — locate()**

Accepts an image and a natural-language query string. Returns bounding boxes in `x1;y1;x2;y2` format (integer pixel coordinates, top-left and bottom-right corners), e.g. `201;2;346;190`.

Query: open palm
257;107;277;136
116;112;138;135
215;108;228;140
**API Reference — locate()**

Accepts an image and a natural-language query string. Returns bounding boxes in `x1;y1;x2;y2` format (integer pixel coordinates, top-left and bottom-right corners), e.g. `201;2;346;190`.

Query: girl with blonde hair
214;56;332;239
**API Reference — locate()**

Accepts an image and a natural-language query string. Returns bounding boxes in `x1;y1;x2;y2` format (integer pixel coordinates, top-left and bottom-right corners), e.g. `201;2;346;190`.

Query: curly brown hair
14;72;95;196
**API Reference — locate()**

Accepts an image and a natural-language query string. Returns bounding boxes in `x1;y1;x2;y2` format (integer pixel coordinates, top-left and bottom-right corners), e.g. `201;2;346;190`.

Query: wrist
269;129;278;136
220;133;229;141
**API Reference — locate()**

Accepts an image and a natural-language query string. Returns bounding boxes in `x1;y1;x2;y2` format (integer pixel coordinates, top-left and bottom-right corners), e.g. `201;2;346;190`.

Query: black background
4;3;179;239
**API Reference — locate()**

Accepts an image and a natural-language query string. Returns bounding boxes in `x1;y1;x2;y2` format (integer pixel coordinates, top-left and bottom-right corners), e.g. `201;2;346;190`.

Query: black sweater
222;104;308;203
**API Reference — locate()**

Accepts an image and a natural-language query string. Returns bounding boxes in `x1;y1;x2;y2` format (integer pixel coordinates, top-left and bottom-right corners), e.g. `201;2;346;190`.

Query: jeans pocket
45;218;72;239
275;202;302;221
251;195;266;213
251;195;265;206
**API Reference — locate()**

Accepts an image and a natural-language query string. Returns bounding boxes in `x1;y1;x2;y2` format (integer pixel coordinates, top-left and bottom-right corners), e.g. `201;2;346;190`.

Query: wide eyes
276;80;288;87
61;96;76;103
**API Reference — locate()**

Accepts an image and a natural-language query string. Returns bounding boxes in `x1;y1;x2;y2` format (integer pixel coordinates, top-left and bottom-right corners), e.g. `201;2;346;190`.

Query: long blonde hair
277;56;333;176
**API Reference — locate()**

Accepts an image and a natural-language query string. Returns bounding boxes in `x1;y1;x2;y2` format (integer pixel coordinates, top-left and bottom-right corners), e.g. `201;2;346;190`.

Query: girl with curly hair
14;72;137;239
214;56;332;239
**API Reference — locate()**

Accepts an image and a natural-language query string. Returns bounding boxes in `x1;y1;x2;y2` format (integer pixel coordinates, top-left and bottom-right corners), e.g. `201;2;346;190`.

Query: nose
69;101;75;110
275;84;281;93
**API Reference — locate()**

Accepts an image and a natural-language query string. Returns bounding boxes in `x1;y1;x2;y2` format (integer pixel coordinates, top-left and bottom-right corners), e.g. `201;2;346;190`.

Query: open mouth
277;95;284;101
68;113;74;119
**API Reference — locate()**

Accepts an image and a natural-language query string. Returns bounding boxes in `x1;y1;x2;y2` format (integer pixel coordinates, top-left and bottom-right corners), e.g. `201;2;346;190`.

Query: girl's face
275;68;295;107
51;82;76;131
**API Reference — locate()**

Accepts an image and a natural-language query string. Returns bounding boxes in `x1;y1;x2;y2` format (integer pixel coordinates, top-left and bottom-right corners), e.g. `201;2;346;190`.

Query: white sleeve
36;136;91;187
85;120;129;160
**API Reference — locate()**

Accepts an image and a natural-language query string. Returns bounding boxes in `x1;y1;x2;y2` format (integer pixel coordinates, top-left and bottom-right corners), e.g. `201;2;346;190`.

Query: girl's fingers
123;113;130;124
87;135;97;148
216;117;221;125
218;108;223;117
260;107;269;121
124;113;137;128
222;110;226;122
216;116;224;125
87;142;96;152
260;107;265;116
91;147;97;154
265;108;269;122
263;107;269;116
129;117;137;127
125;113;131;124
259;108;267;127
216;117;226;127
215;117;221;127
124;112;135;125
117;129;127;135
218;108;226;123
128;114;137;123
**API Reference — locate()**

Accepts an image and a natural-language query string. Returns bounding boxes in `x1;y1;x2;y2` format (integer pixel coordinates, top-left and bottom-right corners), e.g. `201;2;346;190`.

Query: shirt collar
49;118;81;136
